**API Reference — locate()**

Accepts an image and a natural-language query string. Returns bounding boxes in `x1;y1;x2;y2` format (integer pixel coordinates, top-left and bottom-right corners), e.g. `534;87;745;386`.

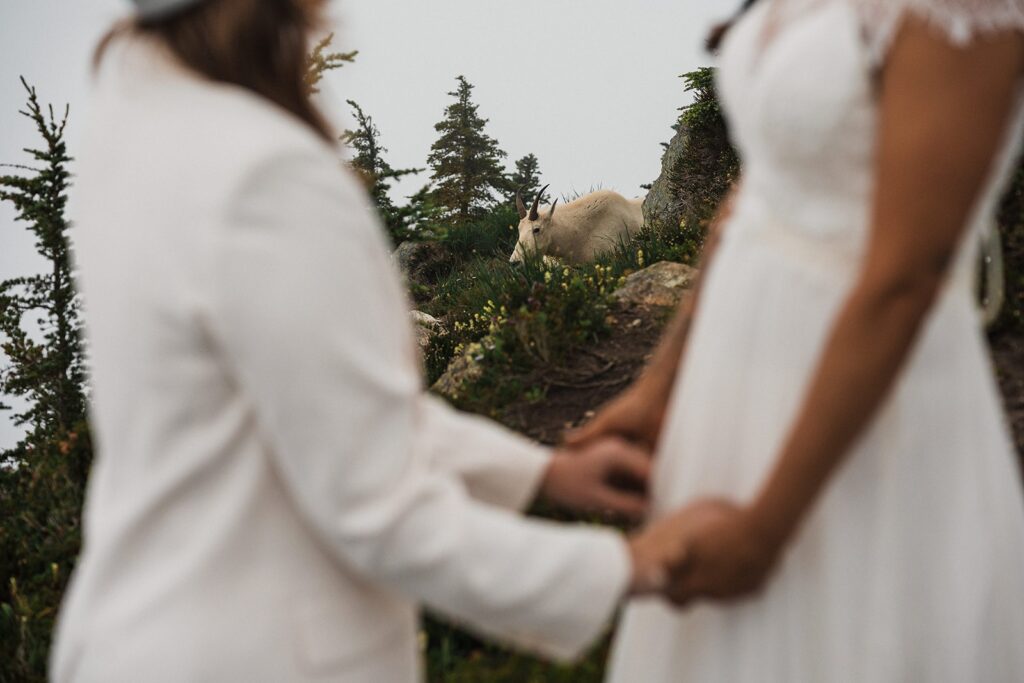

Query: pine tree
303;33;357;95
0;79;85;452
427;76;509;227
343;100;422;244
0;79;90;682
400;184;446;241
508;153;543;205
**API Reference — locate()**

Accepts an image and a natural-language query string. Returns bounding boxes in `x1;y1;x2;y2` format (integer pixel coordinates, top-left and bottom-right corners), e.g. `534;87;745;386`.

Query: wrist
539;449;570;503
626;533;668;597
742;499;795;559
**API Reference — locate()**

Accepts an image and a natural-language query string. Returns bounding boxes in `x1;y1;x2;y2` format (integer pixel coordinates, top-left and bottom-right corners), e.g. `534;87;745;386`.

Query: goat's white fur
510;190;644;264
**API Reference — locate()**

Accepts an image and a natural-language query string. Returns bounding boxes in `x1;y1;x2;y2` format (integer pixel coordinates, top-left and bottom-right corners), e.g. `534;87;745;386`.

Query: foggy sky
0;0;729;449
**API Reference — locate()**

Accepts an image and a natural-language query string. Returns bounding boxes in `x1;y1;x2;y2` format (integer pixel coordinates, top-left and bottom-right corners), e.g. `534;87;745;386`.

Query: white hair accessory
131;0;207;20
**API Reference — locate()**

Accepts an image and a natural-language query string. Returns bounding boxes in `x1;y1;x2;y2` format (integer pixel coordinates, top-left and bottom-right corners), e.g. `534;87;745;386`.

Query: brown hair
706;0;761;54
95;0;333;142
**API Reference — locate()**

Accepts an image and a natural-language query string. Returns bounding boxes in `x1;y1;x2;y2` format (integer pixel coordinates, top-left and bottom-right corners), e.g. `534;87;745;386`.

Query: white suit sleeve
205;147;630;661
418;394;551;511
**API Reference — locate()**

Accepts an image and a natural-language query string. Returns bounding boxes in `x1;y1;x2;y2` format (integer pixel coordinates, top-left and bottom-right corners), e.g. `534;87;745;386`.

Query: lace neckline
750;0;1024;67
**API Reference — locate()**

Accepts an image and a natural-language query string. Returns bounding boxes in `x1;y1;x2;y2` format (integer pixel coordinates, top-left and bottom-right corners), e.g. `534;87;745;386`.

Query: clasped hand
550;387;783;607
630;499;781;606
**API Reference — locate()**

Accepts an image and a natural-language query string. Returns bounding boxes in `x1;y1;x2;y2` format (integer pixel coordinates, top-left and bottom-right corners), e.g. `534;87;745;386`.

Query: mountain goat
509;186;644;265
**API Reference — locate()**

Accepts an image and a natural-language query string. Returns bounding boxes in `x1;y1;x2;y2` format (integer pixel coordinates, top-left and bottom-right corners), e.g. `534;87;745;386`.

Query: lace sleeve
853;0;1024;65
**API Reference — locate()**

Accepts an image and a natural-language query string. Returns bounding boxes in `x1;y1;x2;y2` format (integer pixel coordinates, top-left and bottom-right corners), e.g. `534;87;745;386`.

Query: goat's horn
516;187;529;219
529;184;550;221
547;198;559;219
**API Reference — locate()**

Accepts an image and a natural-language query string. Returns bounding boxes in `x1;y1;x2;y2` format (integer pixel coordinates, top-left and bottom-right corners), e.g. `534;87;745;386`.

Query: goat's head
510;184;559;263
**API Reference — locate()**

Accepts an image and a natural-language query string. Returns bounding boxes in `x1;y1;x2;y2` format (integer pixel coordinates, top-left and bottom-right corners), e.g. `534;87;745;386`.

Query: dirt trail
500;302;668;445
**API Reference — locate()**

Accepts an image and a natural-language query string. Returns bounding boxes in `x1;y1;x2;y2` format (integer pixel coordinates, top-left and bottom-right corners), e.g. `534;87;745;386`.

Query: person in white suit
49;0;697;680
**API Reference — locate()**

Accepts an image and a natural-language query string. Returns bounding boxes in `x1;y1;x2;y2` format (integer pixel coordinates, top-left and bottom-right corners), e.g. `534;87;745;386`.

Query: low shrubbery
996;164;1024;334
422;210;700;411
427;255;624;406
428;633;609;683
0;425;91;682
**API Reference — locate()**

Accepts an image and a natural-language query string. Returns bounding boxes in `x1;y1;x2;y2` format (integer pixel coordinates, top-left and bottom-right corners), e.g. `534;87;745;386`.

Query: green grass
424;615;609;683
441;204;521;267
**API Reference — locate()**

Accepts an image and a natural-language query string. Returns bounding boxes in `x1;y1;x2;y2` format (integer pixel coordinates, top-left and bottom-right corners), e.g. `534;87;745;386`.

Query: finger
666;584;694;608
668;587;704;610
607;446;653;488
668;542;696;582
667;571;705;607
594;487;649;521
563;416;608;448
664;541;700;603
669;595;694;609
665;565;697;606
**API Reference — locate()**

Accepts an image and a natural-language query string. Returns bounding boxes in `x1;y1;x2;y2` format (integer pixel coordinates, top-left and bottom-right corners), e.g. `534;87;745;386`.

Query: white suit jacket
51;38;629;682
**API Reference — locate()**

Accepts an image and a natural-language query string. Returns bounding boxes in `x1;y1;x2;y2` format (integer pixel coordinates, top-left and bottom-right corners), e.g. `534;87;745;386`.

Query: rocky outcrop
410;311;444;352
392;240;449;287
612;261;698;308
431;338;492;400
643;69;739;236
642;120;691;234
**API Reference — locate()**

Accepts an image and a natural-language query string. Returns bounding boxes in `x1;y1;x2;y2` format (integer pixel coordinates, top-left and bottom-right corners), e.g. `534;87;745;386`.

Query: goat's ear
547;198;559;219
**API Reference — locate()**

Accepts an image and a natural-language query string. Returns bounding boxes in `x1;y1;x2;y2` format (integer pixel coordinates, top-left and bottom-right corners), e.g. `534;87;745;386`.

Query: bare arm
566;186;740;451
670;19;1024;602
750;21;1024;548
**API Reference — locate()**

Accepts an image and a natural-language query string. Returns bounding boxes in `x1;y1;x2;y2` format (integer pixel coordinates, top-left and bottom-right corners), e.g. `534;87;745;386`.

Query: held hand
564;385;667;453
625;507;697;596
541;438;652;521
663;499;783;607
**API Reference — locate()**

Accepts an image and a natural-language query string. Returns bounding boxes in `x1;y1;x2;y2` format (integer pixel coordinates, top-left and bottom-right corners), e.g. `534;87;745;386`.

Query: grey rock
612;261;699;308
392;241;449;286
410;311;444;352
431;338;494;400
643;120;691;234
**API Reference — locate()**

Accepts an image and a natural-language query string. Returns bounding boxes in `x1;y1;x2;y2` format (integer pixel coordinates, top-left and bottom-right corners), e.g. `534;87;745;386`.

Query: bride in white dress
570;0;1024;679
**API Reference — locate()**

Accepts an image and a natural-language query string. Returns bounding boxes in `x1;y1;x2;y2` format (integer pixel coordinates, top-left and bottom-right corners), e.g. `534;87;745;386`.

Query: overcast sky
0;0;728;449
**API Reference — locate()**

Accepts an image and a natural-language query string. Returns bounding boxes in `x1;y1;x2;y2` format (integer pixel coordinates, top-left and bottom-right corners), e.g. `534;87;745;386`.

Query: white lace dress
607;1;1024;680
